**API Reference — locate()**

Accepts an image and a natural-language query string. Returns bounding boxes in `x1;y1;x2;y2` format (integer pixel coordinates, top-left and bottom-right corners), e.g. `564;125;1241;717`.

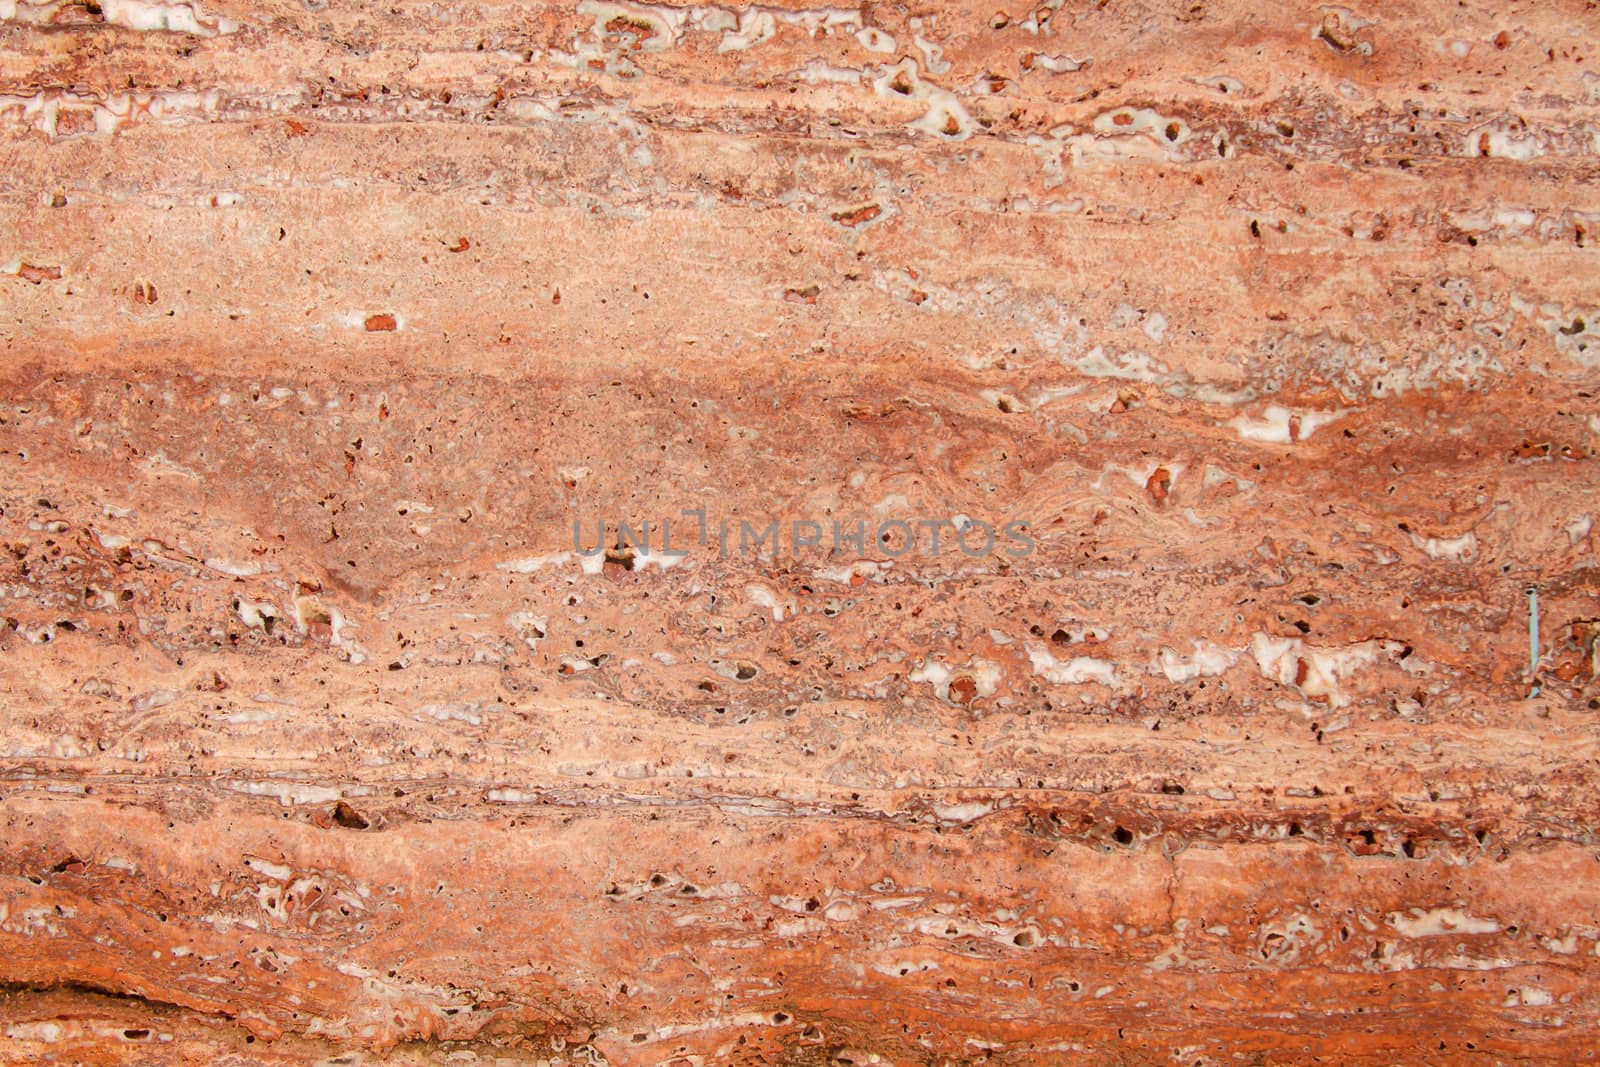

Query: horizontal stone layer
2;1;1598;1064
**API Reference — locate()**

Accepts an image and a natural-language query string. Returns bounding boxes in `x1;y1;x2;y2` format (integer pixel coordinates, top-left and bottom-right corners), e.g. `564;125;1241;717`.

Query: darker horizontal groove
1;88;1598;175
0;977;236;1023
0;981;577;1056
1;771;1593;853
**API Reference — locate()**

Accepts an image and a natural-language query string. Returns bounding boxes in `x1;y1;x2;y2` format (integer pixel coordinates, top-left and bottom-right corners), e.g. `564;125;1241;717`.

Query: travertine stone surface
2;1;1599;1064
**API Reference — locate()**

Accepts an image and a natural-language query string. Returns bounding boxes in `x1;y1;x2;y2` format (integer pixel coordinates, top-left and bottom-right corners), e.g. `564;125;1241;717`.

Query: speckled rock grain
2;0;1599;1064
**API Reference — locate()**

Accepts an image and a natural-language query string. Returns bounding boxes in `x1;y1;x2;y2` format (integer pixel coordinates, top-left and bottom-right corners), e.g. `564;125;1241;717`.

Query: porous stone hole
331;801;369;829
1261;932;1286;959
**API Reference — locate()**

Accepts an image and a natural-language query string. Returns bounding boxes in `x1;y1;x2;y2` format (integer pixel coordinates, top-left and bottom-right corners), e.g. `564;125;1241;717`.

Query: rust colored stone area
2;0;1599;1064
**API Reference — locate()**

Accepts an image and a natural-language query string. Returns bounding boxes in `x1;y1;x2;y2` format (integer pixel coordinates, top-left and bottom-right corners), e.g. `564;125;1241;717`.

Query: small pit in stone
331;801;369;829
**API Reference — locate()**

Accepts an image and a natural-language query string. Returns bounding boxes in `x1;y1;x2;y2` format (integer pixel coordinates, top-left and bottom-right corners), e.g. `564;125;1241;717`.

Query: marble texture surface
2;0;1599;1063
